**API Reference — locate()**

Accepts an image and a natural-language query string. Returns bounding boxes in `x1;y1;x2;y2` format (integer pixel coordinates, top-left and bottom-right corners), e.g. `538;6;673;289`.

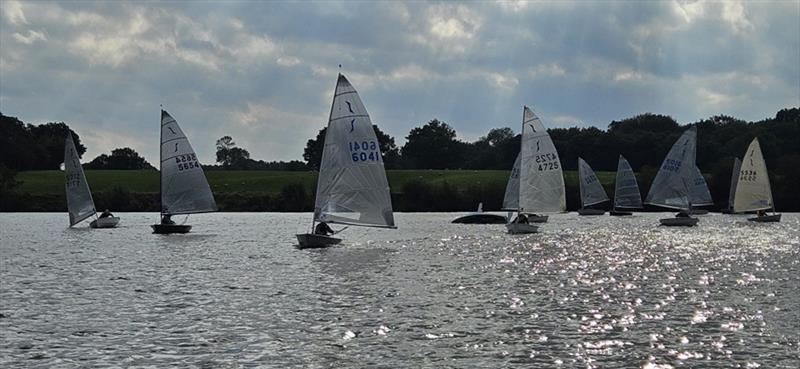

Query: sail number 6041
349;140;381;163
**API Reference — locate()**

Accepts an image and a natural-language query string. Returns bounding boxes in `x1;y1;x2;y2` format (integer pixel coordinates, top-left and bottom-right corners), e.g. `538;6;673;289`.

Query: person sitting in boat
314;222;335;236
161;214;175;225
756;209;766;217
676;211;690;218
99;209;114;218
511;214;529;224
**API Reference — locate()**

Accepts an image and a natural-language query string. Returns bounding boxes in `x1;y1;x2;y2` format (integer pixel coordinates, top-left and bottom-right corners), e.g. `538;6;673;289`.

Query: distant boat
577;158;608;215
734;138;781;222
503;152;547;223
296;74;396;248
609;155;642;216
451;202;507;224
721;157;742;214
151;110;217;234
64;132;120;228
645;126;700;226
506;106;565;234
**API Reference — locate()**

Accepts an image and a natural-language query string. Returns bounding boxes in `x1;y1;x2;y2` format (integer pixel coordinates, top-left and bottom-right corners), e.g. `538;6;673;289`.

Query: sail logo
168;127;176;135
346;101;354;113
350;119;356;132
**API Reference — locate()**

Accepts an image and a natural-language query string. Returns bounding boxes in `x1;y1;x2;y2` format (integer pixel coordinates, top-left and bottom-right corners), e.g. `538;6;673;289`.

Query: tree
0;113;86;170
84;147;154;170
215;136;252;169
400;119;466;169
303;125;399;170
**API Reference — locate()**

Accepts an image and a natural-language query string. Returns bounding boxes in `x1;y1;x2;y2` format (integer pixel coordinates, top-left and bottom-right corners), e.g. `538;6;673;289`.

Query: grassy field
15;169;617;195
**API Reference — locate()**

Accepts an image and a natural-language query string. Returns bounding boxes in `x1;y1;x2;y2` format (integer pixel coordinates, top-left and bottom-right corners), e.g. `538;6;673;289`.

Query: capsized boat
451;203;508;224
577;158;608;215
64;132;120;228
151;110;217;234
734;138;781;222
721;157;742;214
609;155;642;216
296;74;396;248
645;126;700;226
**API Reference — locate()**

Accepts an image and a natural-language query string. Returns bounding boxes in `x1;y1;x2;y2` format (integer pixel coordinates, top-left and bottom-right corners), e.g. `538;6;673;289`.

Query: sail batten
578;158;609;208
159;110;217;215
518;106;566;213
733;139;773;212
64;132;96;226
645;126;697;210
313;74;395;228
613;155;643;209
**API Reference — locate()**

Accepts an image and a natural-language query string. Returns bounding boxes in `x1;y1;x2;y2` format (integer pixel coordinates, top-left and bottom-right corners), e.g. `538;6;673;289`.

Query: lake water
1;212;798;368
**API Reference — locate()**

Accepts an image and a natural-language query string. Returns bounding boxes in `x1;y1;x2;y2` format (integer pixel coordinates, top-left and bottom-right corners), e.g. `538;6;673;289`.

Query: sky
1;0;798;165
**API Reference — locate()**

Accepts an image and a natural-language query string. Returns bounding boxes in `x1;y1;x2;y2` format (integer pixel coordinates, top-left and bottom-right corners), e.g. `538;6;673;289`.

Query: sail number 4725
349;141;381;163
535;153;559;171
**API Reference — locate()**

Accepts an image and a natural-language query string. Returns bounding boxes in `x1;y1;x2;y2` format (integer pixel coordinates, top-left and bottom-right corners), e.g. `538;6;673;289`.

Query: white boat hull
90;217;120;228
296;233;342;249
506;223;538;234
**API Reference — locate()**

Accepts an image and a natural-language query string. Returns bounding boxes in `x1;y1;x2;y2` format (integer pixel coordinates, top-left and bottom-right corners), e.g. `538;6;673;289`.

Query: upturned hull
451;214;508;224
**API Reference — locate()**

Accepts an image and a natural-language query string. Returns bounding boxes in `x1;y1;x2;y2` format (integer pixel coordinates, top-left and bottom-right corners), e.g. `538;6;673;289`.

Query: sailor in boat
511;214;529;224
314;222;335;236
161;214;175;225
756;209;767;217
676;211;690;218
99;209;114;218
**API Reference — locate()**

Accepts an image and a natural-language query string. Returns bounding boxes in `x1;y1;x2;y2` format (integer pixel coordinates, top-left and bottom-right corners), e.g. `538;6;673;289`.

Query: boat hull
90;217;120;228
152;224;192;234
748;214;781;223
577;209;605;216
451;214;508;224
659;217;699;227
506;223;538;234
296;233;342;249
609;210;633;216
526;214;549;223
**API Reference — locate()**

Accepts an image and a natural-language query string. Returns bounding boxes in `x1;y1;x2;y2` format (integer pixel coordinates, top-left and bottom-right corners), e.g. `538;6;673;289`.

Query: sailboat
576;158;609;215
506;106;566;234
296;74;396;248
644;126;700;226
734;138;781;222
683;165;713;215
151;109;217;234
721;157;742;214
609;155;642;216
64;132;120;228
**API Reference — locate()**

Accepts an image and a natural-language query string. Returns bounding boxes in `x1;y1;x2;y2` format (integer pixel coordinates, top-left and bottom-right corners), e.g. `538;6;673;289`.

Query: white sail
518;106;566;213
645;126;697;210
613;155;642;209
313;74;395;228
64;132;96;226
578;158;609;207
501;153;521;210
727;157;742;210
159;110;217;215
690;166;714;206
733;138;773;212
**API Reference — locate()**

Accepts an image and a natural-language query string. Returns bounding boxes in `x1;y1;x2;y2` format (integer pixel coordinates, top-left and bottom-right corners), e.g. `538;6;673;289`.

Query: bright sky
1;1;798;165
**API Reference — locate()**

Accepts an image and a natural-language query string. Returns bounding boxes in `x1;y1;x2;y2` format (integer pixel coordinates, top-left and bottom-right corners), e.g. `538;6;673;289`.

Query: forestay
314;74;395;228
501;153;521;210
519;106;566;213
64;132;96;226
645;126;697;210
159;110;217;215
613;155;642;209
578;158;609;207
728;157;742;209
690;166;714;206
734;139;773;212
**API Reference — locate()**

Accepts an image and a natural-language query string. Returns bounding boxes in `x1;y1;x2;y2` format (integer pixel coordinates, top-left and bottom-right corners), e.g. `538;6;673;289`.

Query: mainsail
578;158;609;208
727;157;742;210
64;132;96;226
613;155;642;209
733;138;773;212
690;166;714;206
501;153;521;210
518;106;566;213
313;74;395;228
159;110;217;215
645;126;697;210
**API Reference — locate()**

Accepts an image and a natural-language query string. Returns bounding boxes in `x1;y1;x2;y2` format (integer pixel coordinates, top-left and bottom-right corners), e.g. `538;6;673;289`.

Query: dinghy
64;132;120;228
151;110;217;234
451;203;508;224
645;126;700;226
734;138;781;222
609;155;642;216
577;158;608;215
502;153;549;223
505;106;565;234
721;157;742;214
296;74;396;249
686;166;713;215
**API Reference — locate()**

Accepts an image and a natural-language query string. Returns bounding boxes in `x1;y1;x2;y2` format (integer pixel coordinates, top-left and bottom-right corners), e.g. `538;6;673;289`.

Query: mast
159;107;163;221
517;106;526;218
311;72;342;233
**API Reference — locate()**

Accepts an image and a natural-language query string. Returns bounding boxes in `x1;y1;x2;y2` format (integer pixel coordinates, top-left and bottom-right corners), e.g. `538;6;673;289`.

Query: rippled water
1;212;798;368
